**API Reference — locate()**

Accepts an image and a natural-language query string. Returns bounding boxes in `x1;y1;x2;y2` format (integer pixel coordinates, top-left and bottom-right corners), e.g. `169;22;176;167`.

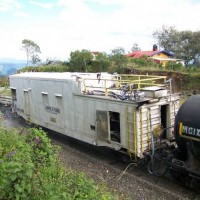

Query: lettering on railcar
45;105;60;114
182;125;200;138
17;108;24;113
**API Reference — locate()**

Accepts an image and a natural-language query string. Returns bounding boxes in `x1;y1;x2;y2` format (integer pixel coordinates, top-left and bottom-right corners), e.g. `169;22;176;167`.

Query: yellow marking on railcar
179;122;183;136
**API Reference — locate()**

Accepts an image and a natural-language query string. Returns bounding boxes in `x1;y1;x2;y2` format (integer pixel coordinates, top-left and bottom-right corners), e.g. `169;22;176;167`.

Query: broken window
109;111;121;143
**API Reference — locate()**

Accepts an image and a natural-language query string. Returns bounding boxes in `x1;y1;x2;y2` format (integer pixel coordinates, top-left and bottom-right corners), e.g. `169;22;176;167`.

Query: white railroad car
9;72;179;161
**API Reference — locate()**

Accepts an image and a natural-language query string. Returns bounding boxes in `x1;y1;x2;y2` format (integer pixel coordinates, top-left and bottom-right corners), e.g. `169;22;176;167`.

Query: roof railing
82;74;167;96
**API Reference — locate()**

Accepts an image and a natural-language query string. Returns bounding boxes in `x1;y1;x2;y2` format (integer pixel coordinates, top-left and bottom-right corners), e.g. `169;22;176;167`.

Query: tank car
150;95;200;189
174;95;200;163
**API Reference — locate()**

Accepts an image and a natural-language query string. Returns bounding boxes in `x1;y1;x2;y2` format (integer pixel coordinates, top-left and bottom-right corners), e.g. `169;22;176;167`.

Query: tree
69;49;93;72
153;25;178;51
153;26;200;67
176;31;200;66
109;47;128;72
95;52;110;72
21;39;41;65
31;54;41;65
131;43;141;51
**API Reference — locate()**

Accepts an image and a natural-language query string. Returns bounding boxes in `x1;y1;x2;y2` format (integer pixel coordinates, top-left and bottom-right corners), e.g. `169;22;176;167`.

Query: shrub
0;128;33;199
165;62;183;71
0;127;117;200
25;128;59;167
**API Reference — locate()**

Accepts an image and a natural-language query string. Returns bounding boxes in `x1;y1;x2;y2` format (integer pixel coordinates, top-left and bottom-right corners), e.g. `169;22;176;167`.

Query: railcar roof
10;72;111;80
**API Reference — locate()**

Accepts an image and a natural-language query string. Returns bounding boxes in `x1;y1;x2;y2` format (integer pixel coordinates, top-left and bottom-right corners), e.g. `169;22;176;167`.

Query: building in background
127;45;184;67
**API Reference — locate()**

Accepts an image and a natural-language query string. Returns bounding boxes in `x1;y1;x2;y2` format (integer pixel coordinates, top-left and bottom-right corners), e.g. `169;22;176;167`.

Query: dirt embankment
129;69;200;94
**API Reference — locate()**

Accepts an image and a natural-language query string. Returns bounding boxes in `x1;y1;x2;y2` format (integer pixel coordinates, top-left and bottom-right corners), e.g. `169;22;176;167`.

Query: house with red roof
127;45;183;66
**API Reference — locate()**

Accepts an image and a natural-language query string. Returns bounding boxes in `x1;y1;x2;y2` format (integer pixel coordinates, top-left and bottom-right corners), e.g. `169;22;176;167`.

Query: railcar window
56;96;63;108
161;105;167;138
109;111;121;143
11;89;17;100
42;93;49;105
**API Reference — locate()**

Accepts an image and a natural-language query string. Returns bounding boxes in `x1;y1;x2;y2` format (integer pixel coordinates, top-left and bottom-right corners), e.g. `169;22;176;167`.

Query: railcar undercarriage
147;141;200;189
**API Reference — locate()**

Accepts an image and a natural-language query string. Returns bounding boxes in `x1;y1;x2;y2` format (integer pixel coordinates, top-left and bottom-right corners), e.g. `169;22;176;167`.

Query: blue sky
0;0;200;61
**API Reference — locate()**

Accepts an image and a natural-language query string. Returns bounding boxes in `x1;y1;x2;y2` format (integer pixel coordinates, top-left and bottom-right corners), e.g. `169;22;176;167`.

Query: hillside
128;69;200;94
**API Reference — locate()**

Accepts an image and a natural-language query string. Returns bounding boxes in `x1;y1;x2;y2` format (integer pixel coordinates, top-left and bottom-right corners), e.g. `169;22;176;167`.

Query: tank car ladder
126;107;137;161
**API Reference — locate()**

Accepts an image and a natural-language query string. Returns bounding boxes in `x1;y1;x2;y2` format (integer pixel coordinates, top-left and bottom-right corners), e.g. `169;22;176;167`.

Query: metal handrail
82;74;167;96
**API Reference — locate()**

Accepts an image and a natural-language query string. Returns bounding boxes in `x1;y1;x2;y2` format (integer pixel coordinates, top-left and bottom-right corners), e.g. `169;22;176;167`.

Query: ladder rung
127;111;136;114
127;140;134;143
127;120;135;124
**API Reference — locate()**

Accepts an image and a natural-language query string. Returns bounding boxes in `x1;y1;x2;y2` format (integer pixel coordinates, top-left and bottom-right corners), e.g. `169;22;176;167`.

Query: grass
0;87;11;96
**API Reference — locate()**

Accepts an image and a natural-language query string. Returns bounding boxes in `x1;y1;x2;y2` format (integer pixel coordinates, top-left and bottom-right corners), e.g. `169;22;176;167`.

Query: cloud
28;1;55;10
1;0;200;60
15;12;29;17
56;0;200;38
0;0;21;12
49;0;200;57
0;0;29;17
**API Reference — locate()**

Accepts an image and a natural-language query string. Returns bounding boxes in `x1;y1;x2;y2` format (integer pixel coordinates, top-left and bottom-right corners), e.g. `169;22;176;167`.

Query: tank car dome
174;95;200;161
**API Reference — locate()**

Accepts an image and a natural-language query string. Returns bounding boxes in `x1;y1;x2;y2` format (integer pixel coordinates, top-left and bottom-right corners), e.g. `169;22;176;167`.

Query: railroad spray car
9;72;180;161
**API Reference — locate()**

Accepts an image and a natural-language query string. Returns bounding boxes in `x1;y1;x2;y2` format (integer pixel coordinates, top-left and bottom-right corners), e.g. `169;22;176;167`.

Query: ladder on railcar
126;107;137;161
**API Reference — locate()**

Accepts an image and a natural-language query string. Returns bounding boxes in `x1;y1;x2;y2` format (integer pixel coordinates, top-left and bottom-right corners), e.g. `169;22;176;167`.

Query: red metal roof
127;50;173;58
127;51;158;58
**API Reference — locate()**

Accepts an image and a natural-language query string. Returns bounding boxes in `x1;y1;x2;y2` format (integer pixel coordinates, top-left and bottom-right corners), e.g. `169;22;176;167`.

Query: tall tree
95;52;110;72
69;49;93;72
21;39;41;65
31;54;41;65
109;47;127;70
153;26;178;51
153;26;200;67
176;31;200;66
131;43;141;51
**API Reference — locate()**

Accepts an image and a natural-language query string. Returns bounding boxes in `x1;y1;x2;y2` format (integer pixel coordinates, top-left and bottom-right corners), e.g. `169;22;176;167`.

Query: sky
0;0;200;61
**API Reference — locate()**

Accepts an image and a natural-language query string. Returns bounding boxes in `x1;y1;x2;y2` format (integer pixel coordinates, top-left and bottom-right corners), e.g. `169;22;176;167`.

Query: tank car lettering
188;127;195;135
182;126;188;134
196;129;200;137
182;125;200;138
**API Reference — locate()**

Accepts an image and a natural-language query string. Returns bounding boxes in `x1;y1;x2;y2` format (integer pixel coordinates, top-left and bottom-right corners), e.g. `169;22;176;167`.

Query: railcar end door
96;110;109;141
23;90;30;116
